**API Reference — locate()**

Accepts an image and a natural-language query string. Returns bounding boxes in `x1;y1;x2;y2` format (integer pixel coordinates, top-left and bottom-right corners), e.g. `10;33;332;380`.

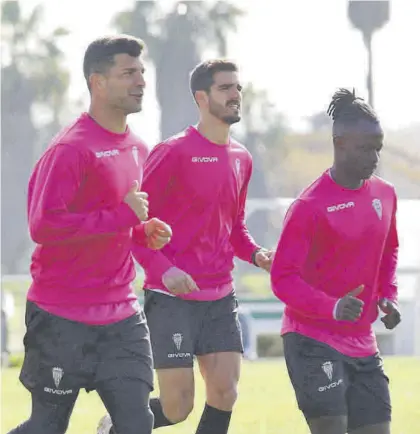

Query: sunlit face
94;53;146;115
205;71;242;125
336;121;384;180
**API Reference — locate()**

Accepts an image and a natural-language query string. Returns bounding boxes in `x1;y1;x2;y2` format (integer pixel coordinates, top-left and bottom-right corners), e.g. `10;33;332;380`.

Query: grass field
2;357;420;434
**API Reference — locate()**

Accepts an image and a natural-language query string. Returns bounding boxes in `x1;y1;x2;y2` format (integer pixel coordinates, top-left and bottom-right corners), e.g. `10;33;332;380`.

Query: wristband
332;299;341;320
251;248;262;267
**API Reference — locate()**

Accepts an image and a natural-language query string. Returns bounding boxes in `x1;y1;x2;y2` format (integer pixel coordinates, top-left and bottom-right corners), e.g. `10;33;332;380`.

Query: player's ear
333;136;345;149
195;90;208;108
90;73;106;93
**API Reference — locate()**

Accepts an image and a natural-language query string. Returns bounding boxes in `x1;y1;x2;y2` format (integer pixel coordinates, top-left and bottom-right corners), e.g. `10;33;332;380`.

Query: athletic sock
195;404;232;434
150;398;174;428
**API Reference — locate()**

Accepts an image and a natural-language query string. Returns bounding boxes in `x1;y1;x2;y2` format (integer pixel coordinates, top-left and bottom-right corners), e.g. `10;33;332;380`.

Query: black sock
150;398;174;429
195;404;232;434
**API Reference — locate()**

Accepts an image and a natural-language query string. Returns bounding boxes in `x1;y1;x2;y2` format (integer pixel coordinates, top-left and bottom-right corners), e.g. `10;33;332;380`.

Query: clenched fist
144;218;172;250
254;249;274;272
162;267;199;295
378;298;401;330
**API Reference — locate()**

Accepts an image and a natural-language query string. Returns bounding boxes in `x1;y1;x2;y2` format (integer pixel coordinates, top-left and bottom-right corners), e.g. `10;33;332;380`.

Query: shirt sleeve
230;157;260;263
378;190;399;303
270;199;339;319
131;143;175;279
28;144;140;245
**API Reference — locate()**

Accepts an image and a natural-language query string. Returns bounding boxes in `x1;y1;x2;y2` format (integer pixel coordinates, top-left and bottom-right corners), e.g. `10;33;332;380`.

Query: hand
254;249;274;272
144;218;172;250
378;298;401;330
162;267;199;295
124;181;149;222
335;285;364;322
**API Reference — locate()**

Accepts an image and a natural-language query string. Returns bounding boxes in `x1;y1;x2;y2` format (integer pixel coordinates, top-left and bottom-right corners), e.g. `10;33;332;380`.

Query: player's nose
371;151;380;166
134;72;146;88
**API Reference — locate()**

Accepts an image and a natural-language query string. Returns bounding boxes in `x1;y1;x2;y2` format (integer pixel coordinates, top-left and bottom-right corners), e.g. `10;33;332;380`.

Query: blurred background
1;0;420;361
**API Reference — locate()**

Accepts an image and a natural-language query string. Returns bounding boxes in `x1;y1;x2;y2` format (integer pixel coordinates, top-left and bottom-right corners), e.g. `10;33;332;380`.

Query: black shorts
143;290;243;369
20;301;153;403
283;332;391;431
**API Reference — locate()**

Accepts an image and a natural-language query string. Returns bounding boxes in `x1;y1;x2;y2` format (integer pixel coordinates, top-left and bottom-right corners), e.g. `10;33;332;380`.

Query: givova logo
95;149;119;158
167;332;191;359
327;202;355;213
44;367;73;395
191;157;218;163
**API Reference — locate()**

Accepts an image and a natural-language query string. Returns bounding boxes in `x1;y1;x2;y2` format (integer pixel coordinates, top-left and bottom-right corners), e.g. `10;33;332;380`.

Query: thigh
306;416;348;434
11;390;79;434
97;378;153;434
94;309;154;390
346;354;391;432
20;302;94;402
283;333;348;420
198;351;241;392
195;293;243;356
143;290;194;369
156;367;195;410
197;352;241;411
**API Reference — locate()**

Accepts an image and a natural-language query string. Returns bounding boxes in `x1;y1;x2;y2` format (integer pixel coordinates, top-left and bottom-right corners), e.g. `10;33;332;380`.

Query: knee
207;380;238;410
112;406;154;434
161;389;194;423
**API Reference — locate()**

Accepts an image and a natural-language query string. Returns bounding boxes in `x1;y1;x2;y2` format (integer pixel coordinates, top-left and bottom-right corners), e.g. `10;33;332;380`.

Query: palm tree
112;1;287;249
112;0;243;140
1;1;70;272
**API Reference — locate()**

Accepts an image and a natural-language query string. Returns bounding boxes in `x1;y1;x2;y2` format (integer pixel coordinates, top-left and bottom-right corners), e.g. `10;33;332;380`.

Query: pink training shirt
27;113;149;324
271;170;399;357
132;126;260;301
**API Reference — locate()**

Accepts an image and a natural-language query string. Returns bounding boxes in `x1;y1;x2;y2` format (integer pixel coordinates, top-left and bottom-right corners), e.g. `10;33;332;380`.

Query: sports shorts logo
322;361;333;381
167;332;191;360
327;201;355;213
173;333;183;351
318;361;343;392
44;366;73;395
52;367;63;388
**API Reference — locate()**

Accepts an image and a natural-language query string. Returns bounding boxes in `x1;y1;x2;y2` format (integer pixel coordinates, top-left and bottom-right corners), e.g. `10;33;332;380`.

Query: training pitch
2;357;420;433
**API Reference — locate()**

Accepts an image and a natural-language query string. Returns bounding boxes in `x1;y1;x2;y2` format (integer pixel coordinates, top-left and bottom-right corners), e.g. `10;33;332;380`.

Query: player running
8;35;171;434
98;59;273;434
271;88;401;434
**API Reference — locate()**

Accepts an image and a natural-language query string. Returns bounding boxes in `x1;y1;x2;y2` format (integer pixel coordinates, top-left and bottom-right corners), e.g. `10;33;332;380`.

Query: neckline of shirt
82;112;131;140
188;125;232;150
326;168;368;193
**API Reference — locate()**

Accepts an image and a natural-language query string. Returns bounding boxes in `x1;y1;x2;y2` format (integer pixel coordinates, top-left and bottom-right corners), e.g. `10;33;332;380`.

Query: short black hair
190;59;238;100
83;34;145;91
327;88;380;136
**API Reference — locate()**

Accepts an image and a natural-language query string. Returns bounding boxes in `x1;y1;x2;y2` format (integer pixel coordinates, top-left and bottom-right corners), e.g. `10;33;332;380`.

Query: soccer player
270;88;401;434
8;35;172;434
98;59;273;434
